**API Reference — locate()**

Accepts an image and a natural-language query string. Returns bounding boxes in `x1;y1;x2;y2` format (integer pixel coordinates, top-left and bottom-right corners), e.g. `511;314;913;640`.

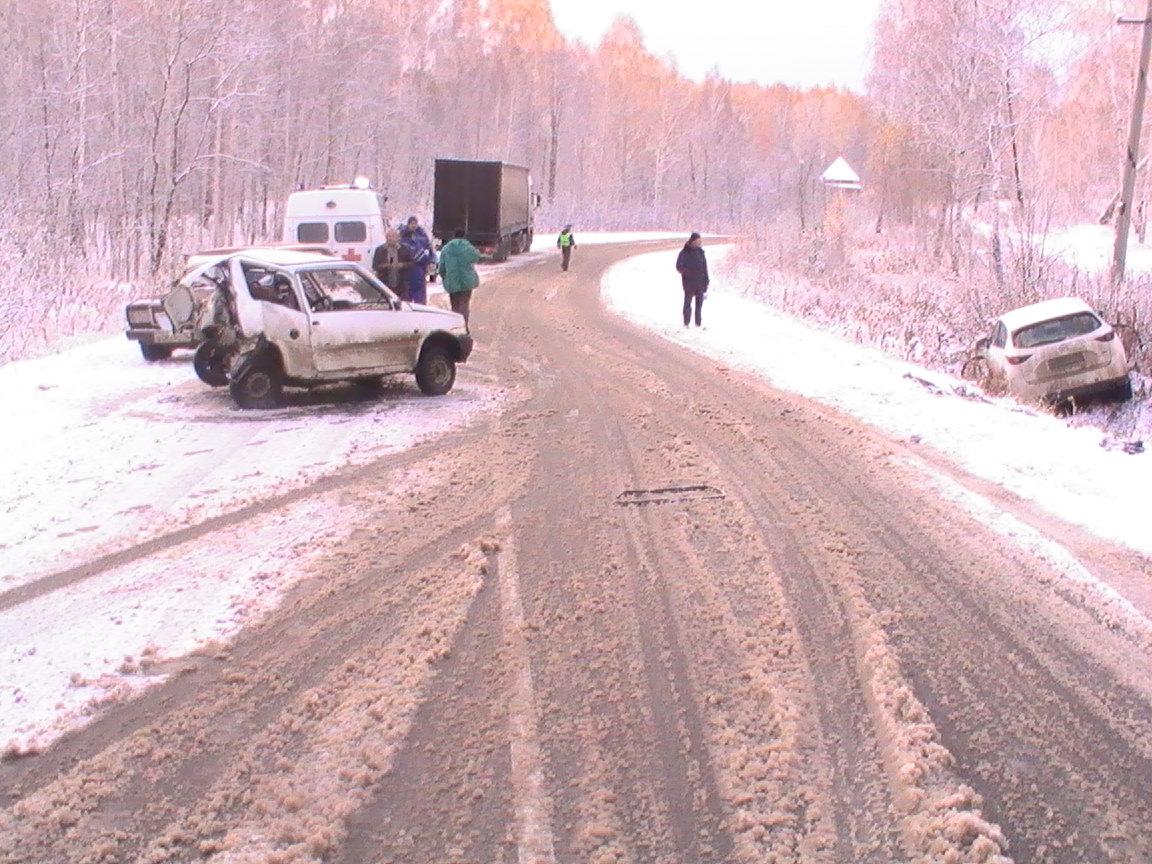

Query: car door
237;261;314;377
299;266;416;373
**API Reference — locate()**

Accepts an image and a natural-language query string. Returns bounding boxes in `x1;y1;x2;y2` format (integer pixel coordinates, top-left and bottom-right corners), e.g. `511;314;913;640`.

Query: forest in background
0;0;1147;365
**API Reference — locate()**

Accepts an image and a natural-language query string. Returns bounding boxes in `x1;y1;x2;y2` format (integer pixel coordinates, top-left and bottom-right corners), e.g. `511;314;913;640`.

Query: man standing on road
371;228;405;294
675;232;709;327
438;229;482;328
557;225;576;272
400;216;435;305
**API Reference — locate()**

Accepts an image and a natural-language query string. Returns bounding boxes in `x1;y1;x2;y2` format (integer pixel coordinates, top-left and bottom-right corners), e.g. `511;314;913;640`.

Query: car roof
239;249;344;267
185;246;338;269
999;297;1096;332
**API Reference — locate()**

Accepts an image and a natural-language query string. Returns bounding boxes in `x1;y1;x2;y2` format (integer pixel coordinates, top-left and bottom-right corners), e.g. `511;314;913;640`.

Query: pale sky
549;0;883;92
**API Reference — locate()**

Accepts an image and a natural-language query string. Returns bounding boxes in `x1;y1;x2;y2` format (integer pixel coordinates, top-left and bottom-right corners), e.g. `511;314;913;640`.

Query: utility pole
1112;0;1152;284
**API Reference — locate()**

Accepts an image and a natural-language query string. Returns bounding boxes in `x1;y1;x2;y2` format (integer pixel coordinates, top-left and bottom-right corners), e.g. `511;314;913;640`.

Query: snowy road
3;241;1152;864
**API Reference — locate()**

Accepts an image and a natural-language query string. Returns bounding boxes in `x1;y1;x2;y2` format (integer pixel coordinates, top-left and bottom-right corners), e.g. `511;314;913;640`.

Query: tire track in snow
496;508;558;864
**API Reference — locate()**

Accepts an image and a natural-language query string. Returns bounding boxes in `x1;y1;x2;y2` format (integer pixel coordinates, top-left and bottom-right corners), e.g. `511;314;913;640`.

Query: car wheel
230;364;283;409
193;342;230;387
415;346;456;396
959;355;989;383
140;343;173;362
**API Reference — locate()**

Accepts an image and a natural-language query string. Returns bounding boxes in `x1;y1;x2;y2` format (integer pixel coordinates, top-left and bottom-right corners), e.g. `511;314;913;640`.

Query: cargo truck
432;159;540;262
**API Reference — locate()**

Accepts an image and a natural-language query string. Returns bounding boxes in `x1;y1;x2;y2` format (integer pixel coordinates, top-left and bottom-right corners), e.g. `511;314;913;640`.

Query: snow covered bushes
0;209;136;364
725;212;1151;379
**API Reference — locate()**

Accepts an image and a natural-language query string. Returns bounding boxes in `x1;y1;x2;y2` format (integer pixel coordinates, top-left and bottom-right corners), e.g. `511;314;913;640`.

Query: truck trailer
432;159;539;261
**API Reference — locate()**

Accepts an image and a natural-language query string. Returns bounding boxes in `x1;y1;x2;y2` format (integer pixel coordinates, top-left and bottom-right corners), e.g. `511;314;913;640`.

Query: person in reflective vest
556;225;576;272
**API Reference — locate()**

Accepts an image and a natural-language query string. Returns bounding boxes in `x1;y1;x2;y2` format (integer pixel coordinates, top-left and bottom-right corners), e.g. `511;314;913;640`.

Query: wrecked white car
124;272;214;361
970;297;1132;405
123;244;333;362
168;249;473;408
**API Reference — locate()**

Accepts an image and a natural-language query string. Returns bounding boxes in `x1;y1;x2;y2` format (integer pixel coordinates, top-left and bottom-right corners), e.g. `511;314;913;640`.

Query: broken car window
299;268;387;308
242;264;301;312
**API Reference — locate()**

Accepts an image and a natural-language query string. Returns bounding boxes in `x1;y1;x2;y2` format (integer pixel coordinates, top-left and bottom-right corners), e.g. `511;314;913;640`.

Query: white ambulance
282;177;388;268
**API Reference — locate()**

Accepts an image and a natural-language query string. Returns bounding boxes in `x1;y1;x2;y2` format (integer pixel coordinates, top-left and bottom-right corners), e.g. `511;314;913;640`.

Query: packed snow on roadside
602;247;1152;562
0;337;500;754
529;230;696;252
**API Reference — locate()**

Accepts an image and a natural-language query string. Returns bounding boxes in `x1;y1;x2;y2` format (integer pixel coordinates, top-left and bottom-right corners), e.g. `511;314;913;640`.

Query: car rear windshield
334;221;367;243
1013;312;1102;349
296;222;329;243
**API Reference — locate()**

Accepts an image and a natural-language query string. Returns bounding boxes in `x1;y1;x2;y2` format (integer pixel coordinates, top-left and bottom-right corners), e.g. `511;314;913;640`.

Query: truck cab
282;181;388;269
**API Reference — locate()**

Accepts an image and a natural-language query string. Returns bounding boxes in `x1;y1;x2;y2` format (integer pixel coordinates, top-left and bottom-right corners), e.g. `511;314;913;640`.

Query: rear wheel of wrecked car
193;342;230;387
230;364;283;409
140;343;173;362
415;346;456;396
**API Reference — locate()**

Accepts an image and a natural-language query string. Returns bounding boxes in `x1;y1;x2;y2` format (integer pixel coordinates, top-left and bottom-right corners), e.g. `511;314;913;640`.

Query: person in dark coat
400;216;435;305
675;232;709;327
371;228;406;294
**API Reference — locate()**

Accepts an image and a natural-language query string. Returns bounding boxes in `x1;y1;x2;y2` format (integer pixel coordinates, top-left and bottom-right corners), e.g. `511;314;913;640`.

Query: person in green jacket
557;225;576;271
438;229;482;327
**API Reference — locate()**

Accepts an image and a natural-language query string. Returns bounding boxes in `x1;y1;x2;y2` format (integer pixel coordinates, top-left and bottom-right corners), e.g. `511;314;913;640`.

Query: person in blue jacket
400;216;436;305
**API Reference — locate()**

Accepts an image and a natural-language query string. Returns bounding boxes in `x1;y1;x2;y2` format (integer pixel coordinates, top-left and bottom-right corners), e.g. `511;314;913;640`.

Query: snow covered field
1044;222;1152;276
603;247;1152;566
0;338;500;753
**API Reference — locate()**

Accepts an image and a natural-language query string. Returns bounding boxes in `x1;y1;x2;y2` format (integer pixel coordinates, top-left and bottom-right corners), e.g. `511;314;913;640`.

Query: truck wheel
492;239;511;263
230;364;283;409
140;343;173;362
415;346;456;396
1113;378;1134;402
193;343;230;387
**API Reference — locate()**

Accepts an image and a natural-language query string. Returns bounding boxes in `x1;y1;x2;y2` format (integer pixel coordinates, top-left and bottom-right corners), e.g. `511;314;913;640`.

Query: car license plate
1050;353;1086;373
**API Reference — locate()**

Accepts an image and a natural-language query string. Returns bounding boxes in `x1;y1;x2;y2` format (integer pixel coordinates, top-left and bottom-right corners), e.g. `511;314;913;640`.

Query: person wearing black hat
675;232;709;327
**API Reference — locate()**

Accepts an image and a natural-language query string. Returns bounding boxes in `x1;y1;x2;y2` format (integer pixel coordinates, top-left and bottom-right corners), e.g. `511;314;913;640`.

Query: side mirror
975;337;991;351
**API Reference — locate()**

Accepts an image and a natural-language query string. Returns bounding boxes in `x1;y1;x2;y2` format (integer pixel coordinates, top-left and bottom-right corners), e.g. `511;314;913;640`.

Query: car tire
193;343;230;387
230;364;283;409
140;343;173;362
415;346;456;396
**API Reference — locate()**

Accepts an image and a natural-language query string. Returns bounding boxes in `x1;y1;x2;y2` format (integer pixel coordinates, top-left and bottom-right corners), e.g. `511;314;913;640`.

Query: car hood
405;302;465;324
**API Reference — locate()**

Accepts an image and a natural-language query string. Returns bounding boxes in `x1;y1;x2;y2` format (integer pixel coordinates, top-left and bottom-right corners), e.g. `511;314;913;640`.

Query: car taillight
1095;331;1115;342
1006;354;1032;365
